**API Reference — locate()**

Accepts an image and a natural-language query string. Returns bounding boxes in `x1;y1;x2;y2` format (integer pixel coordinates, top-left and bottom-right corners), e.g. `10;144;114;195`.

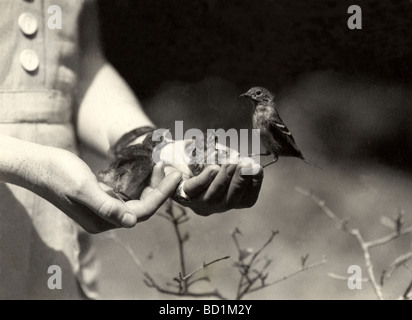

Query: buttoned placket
18;0;40;73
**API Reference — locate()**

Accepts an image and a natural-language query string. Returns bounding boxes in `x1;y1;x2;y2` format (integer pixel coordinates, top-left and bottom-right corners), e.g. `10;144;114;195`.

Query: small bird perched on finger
240;86;311;168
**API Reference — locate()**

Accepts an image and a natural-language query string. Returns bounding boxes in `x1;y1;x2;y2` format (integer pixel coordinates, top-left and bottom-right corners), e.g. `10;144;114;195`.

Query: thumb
80;182;138;229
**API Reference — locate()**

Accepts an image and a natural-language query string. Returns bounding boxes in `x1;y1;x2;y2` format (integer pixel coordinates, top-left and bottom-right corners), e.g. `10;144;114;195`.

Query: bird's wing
268;108;303;157
269;109;296;142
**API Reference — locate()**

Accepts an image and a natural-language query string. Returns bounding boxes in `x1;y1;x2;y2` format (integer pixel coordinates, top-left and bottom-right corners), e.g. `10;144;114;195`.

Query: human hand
27;147;181;233
176;161;264;215
159;140;264;215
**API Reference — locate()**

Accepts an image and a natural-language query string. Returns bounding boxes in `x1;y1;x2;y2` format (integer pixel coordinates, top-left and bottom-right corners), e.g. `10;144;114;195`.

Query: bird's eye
256;90;262;96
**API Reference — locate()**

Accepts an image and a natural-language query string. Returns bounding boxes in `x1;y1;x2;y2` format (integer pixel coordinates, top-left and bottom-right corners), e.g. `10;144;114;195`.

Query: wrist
109;126;156;156
129;132;151;146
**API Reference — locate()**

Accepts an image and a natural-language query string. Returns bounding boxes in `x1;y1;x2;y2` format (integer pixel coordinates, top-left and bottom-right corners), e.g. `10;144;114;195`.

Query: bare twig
182;256;230;282
105;201;228;299
365;226;412;249
148;201;227;298
157;212;173;222
144;273;226;299
103;231;144;272
402;280;412;300
244;258;327;296
382;251;412;284
233;229;279;299
249;230;279;266
232;228;243;253
165;201;188;293
327;273;369;282
107;197;327;300
295;186;384;299
296;186;412;300
232;228;322;299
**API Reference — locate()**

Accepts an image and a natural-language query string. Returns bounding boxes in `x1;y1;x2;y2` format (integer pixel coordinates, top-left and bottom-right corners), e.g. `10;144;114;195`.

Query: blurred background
81;0;412;299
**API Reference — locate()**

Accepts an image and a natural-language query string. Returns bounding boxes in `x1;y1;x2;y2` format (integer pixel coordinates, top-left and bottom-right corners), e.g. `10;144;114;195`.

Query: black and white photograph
1;0;412;304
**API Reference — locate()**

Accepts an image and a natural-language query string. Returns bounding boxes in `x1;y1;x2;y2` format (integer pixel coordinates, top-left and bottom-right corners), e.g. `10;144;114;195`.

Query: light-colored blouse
0;0;98;299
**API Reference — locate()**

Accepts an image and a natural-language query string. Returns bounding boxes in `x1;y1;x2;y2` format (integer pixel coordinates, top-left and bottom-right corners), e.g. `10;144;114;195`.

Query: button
18;12;38;36
20;49;40;72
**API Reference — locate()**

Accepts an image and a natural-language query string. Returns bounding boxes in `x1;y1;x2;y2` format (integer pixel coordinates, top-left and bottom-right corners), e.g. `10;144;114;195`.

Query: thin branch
402;280;412;300
248;230;279;267
106;202;228;299
243;258;327;297
233;230;279;299
103;232;144;272
295;186;385;300
296;187;412;250
181;256;230;281
295;187;351;233
157;212;173;222
236;232;280;299
327;273;369;282
178;217;190;224
353;230;384;300
231;228;243;257
365;226;412;249
166;201;187;292
144;273;226;299
383;251;412;282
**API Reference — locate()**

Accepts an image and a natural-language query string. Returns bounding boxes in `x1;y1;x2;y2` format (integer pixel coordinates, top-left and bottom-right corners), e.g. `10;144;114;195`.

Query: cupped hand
158;140;264;215
30;147;181;233
177;160;264;215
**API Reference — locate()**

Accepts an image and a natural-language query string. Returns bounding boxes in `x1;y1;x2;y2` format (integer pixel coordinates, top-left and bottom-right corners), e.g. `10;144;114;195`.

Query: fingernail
239;157;253;167
121;213;137;228
241;163;257;177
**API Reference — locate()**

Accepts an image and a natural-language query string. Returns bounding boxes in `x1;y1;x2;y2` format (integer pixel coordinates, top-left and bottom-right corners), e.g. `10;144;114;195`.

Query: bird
240;86;311;168
99;126;158;201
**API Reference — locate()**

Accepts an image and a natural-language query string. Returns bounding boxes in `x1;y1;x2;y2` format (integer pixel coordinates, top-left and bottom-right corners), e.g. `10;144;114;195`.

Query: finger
163;165;184;177
139;185;153;200
226;162;254;207
126;170;182;222
239;165;264;208
63;200;117;234
79;183;138;229
98;182;113;193
202;164;237;202
215;143;240;164
160;140;194;177
237;156;259;175
183;165;220;198
149;161;165;188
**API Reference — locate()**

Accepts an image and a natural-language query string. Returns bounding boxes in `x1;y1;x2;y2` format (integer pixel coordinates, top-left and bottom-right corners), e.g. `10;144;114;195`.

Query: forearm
0;133;154;232
76;60;154;155
0;134;44;189
75;0;155;156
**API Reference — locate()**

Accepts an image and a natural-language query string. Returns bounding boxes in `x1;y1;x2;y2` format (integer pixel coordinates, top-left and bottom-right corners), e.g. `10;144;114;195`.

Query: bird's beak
239;93;247;98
